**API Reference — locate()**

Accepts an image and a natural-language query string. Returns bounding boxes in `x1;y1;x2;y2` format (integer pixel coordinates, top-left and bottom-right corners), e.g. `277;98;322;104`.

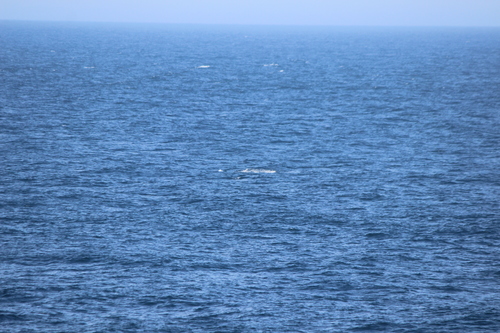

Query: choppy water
1;21;499;332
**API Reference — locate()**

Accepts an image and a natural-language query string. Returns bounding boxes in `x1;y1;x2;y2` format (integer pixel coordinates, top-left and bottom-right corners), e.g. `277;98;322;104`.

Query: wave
241;168;276;174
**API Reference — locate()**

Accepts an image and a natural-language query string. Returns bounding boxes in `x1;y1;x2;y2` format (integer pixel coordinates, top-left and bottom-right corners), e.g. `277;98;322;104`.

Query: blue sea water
1;21;499;332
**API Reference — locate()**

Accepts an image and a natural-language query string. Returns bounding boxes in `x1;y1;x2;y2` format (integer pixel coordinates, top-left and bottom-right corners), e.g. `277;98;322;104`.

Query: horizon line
1;18;499;28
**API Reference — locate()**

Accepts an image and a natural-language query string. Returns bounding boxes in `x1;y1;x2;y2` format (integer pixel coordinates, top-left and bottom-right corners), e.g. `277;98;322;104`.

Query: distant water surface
1;21;499;332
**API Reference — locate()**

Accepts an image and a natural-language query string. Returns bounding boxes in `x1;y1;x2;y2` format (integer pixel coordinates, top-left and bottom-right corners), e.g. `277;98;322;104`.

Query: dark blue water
1;21;499;332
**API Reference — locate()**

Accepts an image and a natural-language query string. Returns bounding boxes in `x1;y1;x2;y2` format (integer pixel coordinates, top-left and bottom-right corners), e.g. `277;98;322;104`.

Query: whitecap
197;65;210;68
241;169;276;174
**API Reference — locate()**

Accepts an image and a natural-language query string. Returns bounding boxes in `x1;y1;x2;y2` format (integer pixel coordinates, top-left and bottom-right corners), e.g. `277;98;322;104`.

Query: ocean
0;21;499;332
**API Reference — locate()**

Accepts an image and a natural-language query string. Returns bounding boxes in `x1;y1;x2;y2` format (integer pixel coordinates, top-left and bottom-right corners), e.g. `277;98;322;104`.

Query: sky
1;0;499;26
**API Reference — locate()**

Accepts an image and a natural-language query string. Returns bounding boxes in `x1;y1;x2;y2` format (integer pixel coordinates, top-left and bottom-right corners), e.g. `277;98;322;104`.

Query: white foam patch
241;169;276;174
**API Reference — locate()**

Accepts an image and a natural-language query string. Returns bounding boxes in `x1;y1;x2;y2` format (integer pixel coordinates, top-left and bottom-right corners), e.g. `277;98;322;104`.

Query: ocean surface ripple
1;22;499;332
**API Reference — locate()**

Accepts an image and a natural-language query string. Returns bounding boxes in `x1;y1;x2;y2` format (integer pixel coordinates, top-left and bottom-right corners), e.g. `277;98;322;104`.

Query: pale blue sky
1;0;499;26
